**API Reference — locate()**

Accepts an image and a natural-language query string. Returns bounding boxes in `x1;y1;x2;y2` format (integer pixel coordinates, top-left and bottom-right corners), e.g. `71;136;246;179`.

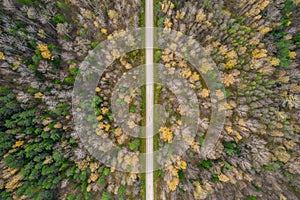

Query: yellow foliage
259;27;272;34
89;162;99;172
270;57;280;66
127;120;136;129
259;1;269;10
284;34;292;40
80;8;93;19
38;43;54;60
170;2;175;9
200;61;213;74
181;68;192;78
196;11;206;22
14;141;24;148
250;37;261;45
278;76;289;83
101;28;107;35
5;174;24;191
54;122;62;129
93;21;99;28
95;87;101;92
90;172;99;182
193;181;208;199
159;127;173;143
101;107;109;115
236;133;243;140
218;173;230;182
201;89;210;98
83;23;88;29
212;41;220;48
191;141;200;152
222;74;235;87
175;11;185;19
168;177;179;191
219;45;228;55
86;185;91;192
289;51;296;59
76;159;89;170
178;160;187;170
216;90;225;100
95;128;103;136
0;52;5;60
110;167;115;172
252;49;267;59
43;156;53;165
3;168;18;179
225;126;233;134
97;115;103;121
164;18;173;30
108;10;118;19
205;21;212;27
114;128;122;136
34;92;43;99
104;124;111;132
225;50;237;59
246;8;260;17
192;72;200;81
225;59;237;69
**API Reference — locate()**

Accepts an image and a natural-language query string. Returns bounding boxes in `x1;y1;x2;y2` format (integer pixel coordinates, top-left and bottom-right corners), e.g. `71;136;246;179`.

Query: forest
0;0;300;199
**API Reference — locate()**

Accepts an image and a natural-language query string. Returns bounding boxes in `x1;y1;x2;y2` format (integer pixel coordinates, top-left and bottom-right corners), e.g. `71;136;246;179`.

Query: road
145;0;154;199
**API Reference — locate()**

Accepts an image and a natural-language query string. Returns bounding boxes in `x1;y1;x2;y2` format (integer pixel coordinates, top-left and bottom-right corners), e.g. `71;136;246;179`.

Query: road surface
145;0;154;199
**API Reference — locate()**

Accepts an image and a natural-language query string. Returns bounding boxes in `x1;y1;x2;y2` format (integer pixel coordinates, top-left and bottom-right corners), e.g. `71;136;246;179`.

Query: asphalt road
145;0;154;199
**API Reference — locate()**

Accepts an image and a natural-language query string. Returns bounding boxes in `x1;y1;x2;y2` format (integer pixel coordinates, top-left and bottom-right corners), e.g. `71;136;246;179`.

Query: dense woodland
0;0;300;200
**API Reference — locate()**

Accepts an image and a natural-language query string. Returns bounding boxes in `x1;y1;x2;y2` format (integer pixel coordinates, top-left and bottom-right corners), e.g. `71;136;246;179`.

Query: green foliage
294;34;300;49
198;136;204;145
35;190;56;200
103;168;110;176
275;38;292;68
247;196;257;200
16;0;39;6
178;170;185;180
129;139;140;150
263;164;276;171
211;174;220;182
54;103;70;116
154;50;162;62
223;141;240;155
157;17;166;27
200;159;211;169
0;91;70;199
52;14;68;24
5;153;25;168
97;175;106;185
102;190;113;200
154;0;161;15
223;161;233;170
129;106;136;113
0;90;20;120
91;42;99;49
0;132;15;157
56;1;71;11
281;0;294;15
70;67;79;76
118;185;126;195
1;191;13;200
64;76;75;85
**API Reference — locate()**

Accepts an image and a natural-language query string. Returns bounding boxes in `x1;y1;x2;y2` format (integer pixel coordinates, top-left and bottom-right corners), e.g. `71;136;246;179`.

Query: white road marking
145;0;154;199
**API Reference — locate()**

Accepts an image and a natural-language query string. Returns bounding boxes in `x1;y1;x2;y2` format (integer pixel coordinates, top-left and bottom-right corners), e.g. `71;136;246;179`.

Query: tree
0;131;15;157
